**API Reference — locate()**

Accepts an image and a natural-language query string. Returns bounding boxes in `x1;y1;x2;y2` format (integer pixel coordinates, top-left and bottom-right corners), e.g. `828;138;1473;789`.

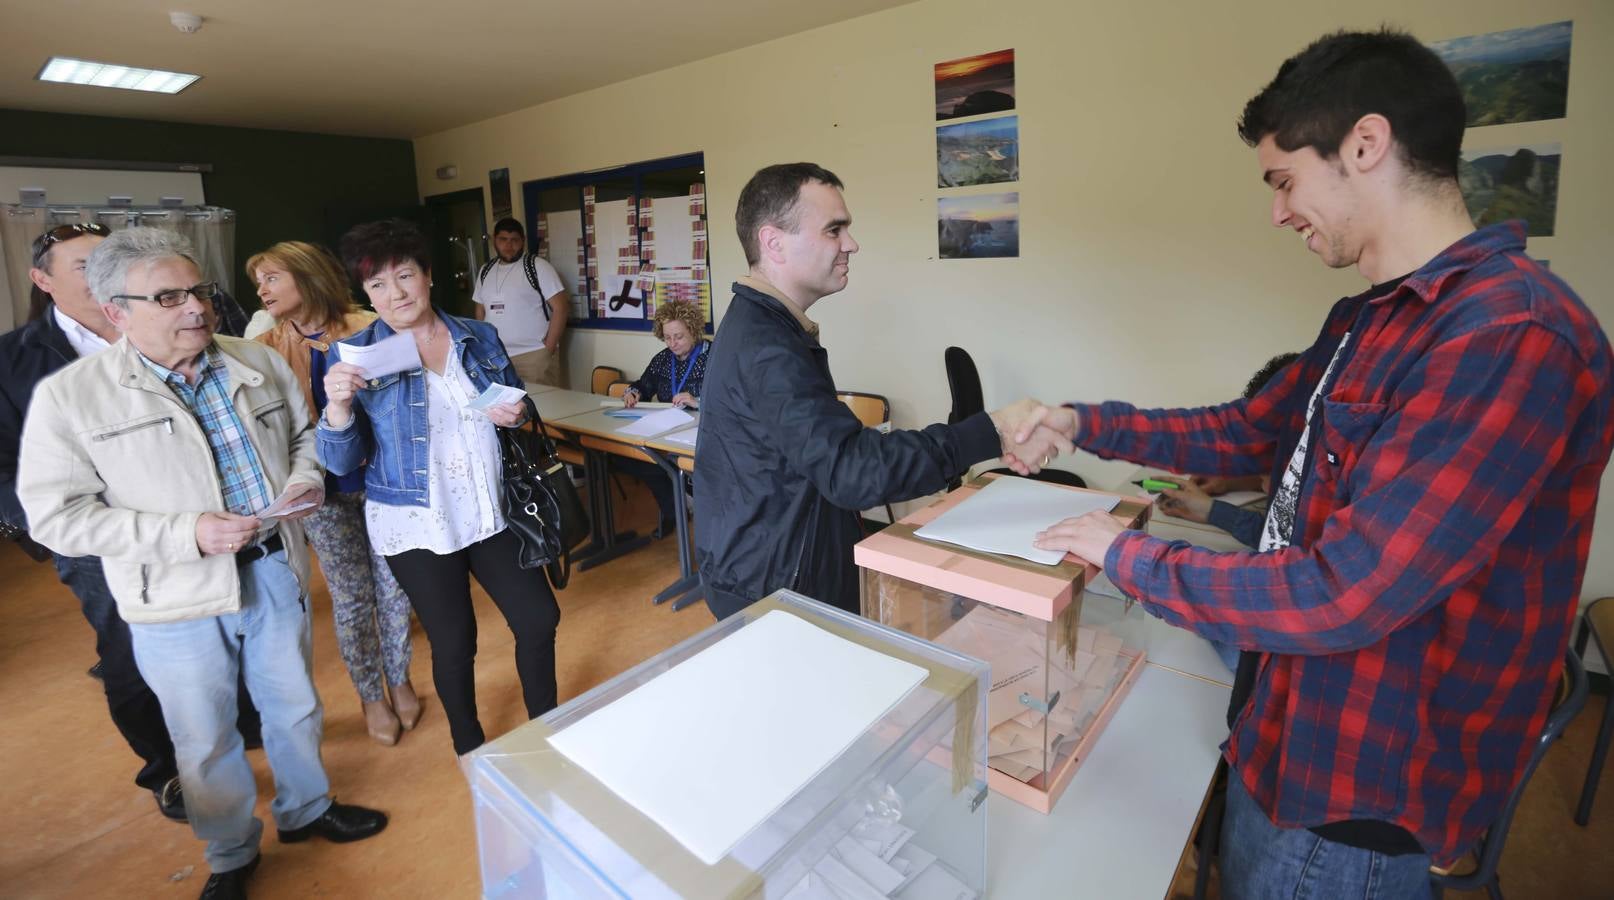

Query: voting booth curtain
0;204;237;331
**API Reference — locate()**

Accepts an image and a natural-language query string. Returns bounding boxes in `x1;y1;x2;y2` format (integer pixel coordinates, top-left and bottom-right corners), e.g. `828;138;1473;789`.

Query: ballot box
466;590;990;899
855;475;1151;813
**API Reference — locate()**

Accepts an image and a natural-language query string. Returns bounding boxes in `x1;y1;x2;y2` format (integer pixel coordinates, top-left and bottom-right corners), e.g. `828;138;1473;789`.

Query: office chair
591;365;625;395
838;391;899;525
1573;597;1614;826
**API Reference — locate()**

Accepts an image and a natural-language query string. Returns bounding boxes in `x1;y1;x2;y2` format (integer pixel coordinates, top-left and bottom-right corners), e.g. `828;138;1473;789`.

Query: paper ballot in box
854;475;1150;814
465;591;989;900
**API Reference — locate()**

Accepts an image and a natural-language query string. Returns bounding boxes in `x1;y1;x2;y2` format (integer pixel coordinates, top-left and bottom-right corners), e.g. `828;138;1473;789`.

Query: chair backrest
591;366;625;395
838;391;891;430
1430;648;1588;892
606;381;630;399
944;346;984;425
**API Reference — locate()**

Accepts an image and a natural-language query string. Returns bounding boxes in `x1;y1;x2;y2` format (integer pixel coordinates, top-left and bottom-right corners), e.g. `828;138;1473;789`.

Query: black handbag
497;396;591;589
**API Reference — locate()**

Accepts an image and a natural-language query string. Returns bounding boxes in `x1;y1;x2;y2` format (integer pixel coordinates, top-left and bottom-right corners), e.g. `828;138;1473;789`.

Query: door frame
423;187;488;317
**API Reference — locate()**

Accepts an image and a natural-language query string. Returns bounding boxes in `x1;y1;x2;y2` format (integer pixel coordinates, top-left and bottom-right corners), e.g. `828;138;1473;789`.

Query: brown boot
362;698;401;746
392;681;424;731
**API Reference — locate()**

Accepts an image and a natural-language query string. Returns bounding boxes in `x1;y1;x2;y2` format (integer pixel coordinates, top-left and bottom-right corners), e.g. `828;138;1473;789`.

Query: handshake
987;399;1080;475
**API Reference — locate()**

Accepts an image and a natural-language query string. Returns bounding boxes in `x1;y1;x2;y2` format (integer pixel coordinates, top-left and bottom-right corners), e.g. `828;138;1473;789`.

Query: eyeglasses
31;222;111;267
112;281;222;309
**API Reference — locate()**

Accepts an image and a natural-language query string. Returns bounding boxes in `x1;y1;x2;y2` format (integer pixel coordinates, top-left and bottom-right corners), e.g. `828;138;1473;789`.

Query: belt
234;533;284;567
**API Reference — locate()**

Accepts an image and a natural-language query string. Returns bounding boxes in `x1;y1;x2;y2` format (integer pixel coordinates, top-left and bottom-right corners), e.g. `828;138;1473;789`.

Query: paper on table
914;476;1120;566
662;425;699;447
546;610;926;866
465;383;527;414
613;405;693;438
335;332;421;380
599;398;674;409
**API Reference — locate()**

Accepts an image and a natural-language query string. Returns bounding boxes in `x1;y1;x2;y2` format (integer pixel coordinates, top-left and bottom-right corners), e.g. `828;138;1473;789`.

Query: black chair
1573;597;1614;826
943;345;1087;491
1429;648;1588;900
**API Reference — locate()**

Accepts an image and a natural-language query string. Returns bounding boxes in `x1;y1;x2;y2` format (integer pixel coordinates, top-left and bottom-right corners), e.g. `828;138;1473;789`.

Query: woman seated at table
317;218;562;758
619;301;709;537
250;240;420;746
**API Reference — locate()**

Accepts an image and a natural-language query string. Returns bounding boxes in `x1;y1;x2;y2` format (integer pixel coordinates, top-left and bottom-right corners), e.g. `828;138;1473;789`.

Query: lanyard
670;342;704;397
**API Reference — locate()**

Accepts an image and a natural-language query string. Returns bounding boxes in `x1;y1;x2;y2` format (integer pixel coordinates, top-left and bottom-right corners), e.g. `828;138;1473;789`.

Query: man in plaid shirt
1006;30;1614;897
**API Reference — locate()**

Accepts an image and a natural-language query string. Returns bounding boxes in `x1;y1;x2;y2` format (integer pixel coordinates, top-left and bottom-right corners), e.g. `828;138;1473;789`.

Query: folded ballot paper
334;332;421;380
914;477;1120;566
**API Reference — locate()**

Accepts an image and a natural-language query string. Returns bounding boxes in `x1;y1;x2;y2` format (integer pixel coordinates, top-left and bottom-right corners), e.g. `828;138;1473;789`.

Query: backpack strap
477;257;497;284
522;253;551;321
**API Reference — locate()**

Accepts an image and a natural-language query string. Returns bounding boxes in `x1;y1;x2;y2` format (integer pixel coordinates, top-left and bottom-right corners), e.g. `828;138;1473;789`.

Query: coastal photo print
938;192;1019;259
935;49;1014;121
937;116;1019;188
1459;142;1560;236
1429;21;1572;127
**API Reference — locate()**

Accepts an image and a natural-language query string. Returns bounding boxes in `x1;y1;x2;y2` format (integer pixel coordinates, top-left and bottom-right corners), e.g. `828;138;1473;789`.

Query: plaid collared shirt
1075;222;1614;864
140;343;273;517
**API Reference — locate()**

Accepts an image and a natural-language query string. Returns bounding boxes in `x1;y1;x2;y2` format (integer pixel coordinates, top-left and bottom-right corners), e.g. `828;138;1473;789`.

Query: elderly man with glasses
16;227;387;900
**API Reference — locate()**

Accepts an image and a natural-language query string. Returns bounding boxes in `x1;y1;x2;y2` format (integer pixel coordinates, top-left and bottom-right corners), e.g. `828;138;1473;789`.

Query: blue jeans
1222;774;1431;900
128;550;331;873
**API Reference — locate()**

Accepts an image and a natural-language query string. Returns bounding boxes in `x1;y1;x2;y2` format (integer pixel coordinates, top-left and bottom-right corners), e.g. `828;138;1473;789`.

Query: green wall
0;108;419;308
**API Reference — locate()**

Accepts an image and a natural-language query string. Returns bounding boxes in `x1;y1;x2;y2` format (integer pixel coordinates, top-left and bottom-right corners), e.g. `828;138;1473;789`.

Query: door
424;188;488;318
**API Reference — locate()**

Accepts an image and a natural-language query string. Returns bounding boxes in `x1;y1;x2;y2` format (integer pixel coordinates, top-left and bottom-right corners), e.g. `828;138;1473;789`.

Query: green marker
1133;478;1182;492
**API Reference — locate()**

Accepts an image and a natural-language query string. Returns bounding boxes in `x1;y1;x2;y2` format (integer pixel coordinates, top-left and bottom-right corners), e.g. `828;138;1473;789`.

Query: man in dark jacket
0;222;259;822
693;163;1065;620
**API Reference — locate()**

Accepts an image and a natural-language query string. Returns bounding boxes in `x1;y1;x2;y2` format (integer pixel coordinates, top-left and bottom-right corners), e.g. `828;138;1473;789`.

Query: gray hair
85;227;201;305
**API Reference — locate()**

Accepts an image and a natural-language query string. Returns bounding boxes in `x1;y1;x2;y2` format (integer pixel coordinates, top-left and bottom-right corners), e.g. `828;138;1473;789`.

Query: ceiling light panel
36;56;200;94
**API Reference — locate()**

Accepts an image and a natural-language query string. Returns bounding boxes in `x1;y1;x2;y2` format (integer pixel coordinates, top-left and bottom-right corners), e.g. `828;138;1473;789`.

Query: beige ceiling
0;0;915;140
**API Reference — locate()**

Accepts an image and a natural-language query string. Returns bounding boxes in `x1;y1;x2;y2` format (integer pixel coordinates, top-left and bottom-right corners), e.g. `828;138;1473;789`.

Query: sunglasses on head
32;222;112;268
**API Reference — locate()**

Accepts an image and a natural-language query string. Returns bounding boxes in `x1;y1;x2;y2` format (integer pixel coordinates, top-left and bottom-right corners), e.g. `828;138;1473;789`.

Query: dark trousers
55;554;262;791
613;457;677;525
385;528;561;755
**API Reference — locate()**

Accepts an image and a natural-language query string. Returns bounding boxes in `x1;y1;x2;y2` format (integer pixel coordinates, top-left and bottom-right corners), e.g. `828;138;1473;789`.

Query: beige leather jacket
17;336;322;624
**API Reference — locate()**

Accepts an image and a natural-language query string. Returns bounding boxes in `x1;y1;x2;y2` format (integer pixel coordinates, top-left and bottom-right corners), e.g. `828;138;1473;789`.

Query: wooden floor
1;485;1610;898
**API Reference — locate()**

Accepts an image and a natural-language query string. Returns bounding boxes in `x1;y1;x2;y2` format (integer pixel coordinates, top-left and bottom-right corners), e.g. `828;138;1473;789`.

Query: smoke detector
170;11;203;34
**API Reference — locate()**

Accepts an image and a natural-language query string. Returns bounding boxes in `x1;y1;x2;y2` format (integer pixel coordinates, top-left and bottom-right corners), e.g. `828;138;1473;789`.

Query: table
528;389;655;570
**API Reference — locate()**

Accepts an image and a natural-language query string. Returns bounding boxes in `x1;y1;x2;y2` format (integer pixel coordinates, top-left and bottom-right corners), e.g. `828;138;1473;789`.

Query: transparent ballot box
466;590;990;899
854;475;1151;813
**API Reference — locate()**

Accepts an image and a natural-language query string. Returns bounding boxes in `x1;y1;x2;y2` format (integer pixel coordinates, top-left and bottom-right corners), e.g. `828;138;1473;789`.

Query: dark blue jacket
693;282;1000;618
0;310;77;530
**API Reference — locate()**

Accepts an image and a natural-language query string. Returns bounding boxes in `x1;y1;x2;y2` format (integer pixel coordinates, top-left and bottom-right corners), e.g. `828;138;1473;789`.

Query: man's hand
278;485;325;522
486;402;525;428
197;512;262;556
990;399;1078;474
671;392;697;409
1190;474;1265;496
322;362;368;428
1157;482;1213;523
1033;511;1126;566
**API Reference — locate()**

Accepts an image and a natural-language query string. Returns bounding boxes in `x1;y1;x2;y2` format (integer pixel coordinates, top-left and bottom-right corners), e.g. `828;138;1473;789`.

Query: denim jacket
316;312;520;507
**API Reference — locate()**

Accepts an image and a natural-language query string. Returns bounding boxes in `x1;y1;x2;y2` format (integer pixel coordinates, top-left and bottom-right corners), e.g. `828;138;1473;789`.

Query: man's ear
757;224;788;265
1344;113;1394;174
28;267;52;295
100;302;129;332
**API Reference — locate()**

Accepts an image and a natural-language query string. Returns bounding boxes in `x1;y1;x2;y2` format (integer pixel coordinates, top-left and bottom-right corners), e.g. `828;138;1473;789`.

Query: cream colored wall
415;0;1614;603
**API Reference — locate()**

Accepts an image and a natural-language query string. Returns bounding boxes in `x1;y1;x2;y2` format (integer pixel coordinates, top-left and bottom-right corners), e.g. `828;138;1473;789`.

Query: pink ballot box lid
853;475;1152;622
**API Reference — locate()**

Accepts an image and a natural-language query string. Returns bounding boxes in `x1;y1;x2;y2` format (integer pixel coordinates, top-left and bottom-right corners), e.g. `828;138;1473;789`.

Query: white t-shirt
472;254;566;356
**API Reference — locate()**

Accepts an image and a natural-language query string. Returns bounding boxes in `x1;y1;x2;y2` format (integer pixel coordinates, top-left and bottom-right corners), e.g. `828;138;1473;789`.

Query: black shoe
87;662;104;680
154;776;187;821
198;854;258;900
240;730;263;751
277;802;388;844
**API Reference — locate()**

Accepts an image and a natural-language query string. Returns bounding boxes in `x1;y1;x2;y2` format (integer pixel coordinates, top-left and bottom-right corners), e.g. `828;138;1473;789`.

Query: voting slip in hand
466;382;527;415
257;485;321;520
335;332;422;380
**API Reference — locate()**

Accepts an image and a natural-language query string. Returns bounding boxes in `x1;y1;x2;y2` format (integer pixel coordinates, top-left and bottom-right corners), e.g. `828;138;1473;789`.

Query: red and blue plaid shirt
1076;222;1613;864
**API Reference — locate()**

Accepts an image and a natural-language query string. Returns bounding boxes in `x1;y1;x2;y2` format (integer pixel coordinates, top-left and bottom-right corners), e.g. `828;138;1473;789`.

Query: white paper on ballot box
546;610;926;866
914;476;1119;565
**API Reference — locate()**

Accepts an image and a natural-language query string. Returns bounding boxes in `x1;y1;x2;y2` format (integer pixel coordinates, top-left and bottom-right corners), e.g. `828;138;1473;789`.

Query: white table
987;662;1230;899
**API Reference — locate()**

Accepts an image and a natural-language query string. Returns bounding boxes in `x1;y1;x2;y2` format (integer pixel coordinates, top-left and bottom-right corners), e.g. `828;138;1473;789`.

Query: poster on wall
938;192;1019;259
489;168;512;220
935;49;1014;121
937;115;1019;187
1429;21;1571;127
1459;142;1560;237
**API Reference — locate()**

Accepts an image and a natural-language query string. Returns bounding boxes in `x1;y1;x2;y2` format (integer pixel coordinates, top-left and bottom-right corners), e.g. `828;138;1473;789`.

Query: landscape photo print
1429;21;1572;127
935;49;1015;121
937;116;1019;188
1459;142;1561;237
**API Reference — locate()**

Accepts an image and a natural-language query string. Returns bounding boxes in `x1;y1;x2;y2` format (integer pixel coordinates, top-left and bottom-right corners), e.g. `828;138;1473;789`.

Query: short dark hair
1244;352;1302;400
735;163;844;267
1237;29;1465;181
339;218;432;283
493;217;524;237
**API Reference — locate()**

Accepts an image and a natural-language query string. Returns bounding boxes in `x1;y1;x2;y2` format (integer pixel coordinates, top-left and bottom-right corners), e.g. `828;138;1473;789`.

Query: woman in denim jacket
317;219;560;757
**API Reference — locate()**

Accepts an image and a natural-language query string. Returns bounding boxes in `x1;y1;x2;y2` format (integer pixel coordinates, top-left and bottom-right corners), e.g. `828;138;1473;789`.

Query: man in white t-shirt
473;217;570;388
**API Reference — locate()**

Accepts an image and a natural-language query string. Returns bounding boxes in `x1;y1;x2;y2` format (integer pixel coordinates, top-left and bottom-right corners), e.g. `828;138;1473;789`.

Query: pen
1132;478;1182;492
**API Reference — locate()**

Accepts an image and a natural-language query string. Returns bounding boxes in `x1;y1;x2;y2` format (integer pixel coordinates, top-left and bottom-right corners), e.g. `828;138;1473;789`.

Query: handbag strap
516;394;561;458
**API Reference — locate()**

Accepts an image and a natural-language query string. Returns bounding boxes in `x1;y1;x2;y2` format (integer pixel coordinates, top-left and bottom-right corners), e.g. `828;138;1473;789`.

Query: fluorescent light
36;56;200;94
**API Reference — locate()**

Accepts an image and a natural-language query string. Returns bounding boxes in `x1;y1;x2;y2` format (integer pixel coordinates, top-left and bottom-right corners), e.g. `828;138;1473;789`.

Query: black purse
497;396;591;589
